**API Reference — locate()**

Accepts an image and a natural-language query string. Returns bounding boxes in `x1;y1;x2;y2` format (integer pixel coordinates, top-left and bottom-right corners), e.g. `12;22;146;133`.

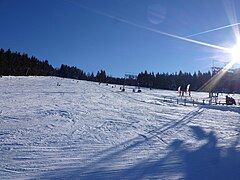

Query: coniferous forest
1;48;240;93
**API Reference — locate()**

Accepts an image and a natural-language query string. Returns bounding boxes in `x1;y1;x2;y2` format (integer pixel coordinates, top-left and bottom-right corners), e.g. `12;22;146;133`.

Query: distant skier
226;96;230;105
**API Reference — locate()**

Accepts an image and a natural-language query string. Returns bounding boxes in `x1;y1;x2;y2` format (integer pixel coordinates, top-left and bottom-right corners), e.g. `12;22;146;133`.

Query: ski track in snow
0;76;240;179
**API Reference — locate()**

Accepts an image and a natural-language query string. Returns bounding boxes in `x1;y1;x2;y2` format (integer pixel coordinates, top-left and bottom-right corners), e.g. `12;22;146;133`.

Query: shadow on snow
201;105;240;114
36;114;240;180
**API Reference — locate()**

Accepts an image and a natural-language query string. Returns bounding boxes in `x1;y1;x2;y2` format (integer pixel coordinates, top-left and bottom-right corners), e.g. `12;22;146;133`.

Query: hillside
0;76;240;179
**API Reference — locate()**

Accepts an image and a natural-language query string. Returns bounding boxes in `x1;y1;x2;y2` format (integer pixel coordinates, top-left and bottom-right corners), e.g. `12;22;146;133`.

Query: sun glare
230;37;240;63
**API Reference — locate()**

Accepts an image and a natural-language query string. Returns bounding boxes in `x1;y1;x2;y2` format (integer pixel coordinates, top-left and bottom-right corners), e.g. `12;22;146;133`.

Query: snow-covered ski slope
0;76;239;180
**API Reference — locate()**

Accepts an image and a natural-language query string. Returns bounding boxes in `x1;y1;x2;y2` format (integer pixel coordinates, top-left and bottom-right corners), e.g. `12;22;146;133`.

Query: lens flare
68;0;239;93
230;37;240;63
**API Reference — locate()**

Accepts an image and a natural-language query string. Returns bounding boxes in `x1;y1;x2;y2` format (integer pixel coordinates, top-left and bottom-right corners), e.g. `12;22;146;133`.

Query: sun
230;37;240;63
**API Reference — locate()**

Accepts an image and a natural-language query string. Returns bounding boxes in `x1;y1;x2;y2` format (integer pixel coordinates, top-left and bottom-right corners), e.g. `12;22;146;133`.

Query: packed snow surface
0;76;239;179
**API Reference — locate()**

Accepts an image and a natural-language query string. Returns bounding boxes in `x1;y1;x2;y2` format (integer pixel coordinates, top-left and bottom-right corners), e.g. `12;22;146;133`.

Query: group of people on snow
226;95;236;105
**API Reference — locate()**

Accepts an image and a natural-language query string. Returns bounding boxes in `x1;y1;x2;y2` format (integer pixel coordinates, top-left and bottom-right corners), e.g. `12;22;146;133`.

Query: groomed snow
0;76;239;179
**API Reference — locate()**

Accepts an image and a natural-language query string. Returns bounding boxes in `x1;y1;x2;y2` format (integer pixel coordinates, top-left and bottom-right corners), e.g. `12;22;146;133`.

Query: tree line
1;48;240;93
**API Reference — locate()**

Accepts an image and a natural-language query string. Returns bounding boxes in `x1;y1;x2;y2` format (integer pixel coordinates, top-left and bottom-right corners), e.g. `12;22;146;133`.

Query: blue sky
0;0;240;77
